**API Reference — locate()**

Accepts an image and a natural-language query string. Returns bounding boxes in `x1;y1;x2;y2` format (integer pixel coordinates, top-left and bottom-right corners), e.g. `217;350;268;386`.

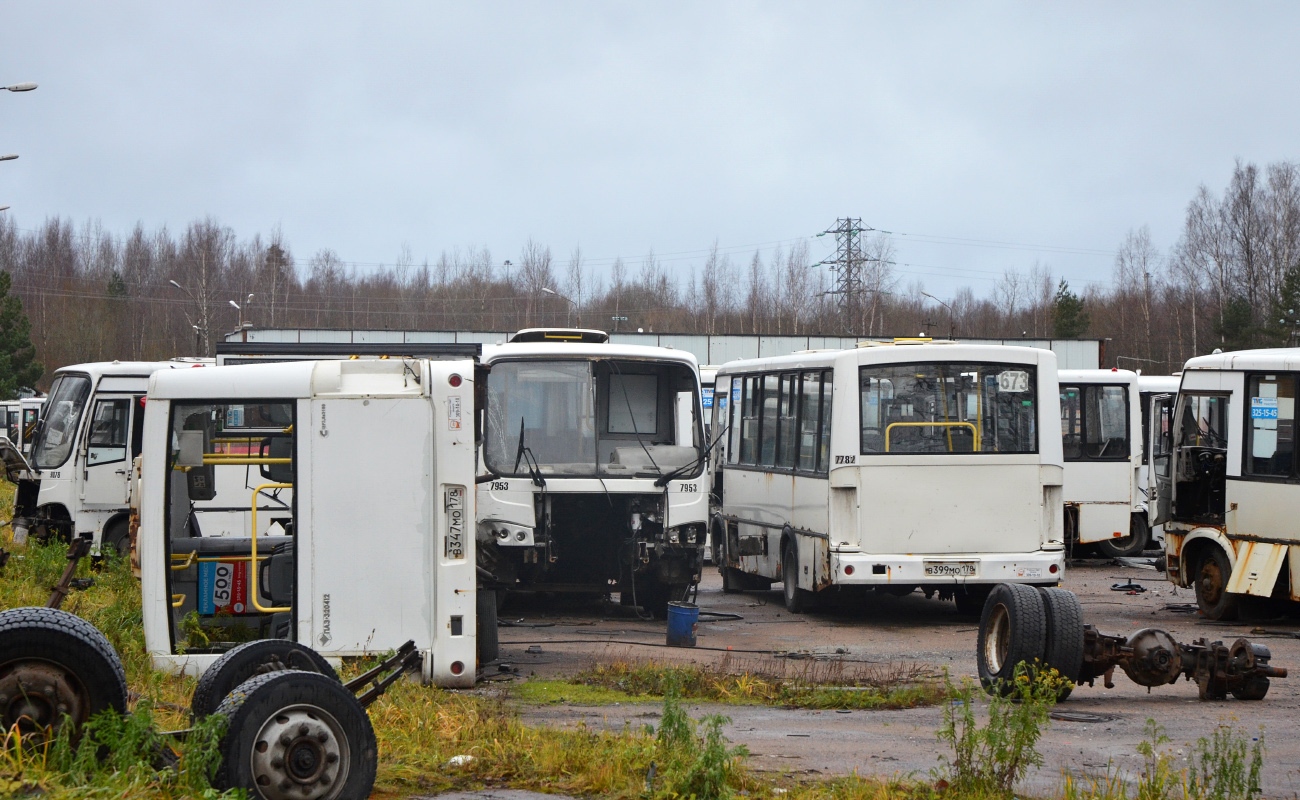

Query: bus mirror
177;431;204;467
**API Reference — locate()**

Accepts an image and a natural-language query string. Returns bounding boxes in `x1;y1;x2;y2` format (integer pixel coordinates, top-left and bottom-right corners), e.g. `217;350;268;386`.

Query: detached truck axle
975;583;1287;701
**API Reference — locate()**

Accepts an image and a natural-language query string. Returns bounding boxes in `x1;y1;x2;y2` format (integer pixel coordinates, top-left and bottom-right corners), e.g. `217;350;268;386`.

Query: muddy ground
485;560;1300;796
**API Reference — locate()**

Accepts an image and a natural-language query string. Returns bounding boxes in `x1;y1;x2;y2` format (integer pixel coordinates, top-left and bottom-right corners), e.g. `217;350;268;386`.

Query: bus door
1146;393;1174;526
80;395;135;506
1168;393;1230;523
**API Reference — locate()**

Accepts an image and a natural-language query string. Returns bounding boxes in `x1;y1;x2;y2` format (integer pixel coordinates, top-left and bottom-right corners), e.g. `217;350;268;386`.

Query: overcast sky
2;2;1297;300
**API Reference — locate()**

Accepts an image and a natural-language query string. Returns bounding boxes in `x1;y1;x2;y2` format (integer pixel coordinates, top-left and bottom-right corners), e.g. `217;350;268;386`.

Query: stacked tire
975;583;1084;700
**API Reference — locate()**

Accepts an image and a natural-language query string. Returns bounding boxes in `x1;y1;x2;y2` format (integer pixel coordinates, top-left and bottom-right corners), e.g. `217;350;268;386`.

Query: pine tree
1051;279;1090;338
1268;263;1300;346
0;270;43;399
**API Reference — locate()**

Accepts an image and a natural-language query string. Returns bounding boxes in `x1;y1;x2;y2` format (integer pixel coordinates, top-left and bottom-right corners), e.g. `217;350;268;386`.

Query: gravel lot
491;559;1300;796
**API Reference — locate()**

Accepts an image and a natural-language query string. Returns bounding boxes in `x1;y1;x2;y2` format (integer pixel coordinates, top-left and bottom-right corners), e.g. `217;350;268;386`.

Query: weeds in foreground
1064;720;1266;800
574;654;944;710
650;676;749;799
935;663;1066;798
0;702;236;798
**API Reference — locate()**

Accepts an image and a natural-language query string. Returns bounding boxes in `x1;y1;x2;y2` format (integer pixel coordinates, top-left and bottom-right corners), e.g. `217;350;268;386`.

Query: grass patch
511;678;658;705
572;655;947;709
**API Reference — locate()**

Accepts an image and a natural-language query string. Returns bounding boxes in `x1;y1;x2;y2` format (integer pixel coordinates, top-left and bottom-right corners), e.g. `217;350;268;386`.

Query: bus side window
818;370;833;471
1060;386;1082;460
710;378;728;448
87;399;130;465
797;371;821;471
1246;374;1296;478
758;374;779;467
776;373;798;469
739;375;760;465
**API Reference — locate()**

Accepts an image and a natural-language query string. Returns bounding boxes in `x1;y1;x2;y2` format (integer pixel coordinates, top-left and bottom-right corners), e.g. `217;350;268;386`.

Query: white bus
1058;369;1149;557
1151;348;1300;619
11;361;203;554
709;341;1065;614
477;330;708;614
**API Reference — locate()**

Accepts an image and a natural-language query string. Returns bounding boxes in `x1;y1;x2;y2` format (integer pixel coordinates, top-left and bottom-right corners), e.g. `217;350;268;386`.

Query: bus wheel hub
0;661;85;732
253;705;346;800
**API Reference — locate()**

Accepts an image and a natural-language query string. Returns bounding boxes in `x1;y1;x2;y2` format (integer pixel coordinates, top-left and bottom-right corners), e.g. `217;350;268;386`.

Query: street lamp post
541;287;578;327
920;291;957;340
229;293;255;330
170;279;209;357
2;82;35;211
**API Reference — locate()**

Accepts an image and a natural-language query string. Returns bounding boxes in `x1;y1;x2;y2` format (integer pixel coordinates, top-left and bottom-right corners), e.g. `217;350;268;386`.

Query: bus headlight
668;530;680;544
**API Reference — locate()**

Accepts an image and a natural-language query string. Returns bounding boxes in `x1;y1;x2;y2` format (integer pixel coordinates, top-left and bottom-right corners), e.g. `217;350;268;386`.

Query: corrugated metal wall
233;329;1102;368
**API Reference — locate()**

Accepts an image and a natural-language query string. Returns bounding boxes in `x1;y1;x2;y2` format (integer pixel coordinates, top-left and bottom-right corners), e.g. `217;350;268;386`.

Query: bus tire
213;670;376;800
0;607;128;739
1036;587;1084;700
977;583;1047;693
477;588;500;664
101;518;130;560
1096;515;1149;559
192;639;339;720
782;541;812;613
1193;547;1239;621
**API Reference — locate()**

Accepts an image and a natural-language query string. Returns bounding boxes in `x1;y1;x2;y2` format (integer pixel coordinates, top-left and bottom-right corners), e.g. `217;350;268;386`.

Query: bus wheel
192;640;339;720
0;607;128;741
976;583;1047;693
1096;516;1149;559
782;542;811;613
213;671;376;800
1194;548;1239;621
101;519;130;560
1037;587;1084;700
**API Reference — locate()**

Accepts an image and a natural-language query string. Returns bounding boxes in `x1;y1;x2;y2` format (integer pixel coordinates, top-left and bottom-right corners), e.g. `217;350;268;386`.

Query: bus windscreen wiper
653;421;727;487
513;417;546;488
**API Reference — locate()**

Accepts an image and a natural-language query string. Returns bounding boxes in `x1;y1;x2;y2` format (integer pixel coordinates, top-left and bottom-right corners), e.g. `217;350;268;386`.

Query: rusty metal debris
1079;624;1286;700
47;537;93;609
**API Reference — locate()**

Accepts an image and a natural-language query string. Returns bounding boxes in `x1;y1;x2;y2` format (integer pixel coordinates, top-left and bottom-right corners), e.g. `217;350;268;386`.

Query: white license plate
445;486;466;559
924;561;977;577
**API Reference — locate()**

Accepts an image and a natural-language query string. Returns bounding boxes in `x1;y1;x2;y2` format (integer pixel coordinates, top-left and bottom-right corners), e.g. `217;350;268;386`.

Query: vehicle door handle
115;469;128;475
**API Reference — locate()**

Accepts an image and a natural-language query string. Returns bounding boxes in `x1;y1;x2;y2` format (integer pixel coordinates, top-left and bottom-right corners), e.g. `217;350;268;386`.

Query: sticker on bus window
702;387;714;409
198;560;249;615
997;371;1030;393
1251;397;1279;419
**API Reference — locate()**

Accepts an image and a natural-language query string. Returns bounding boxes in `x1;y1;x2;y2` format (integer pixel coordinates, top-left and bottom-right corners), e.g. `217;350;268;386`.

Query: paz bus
1151;349;1300;619
709;340;1065;614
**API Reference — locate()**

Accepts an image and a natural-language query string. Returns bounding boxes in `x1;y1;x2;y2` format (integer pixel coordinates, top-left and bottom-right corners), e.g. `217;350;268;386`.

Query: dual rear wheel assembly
0;607;378;800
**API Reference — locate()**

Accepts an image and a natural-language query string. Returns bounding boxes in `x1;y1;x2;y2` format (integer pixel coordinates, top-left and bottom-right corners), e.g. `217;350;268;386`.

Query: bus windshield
485;359;703;478
33;374;93;469
859;362;1038;454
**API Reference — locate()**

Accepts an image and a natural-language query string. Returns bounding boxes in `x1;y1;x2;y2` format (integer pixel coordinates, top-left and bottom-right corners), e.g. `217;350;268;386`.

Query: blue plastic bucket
666;601;699;647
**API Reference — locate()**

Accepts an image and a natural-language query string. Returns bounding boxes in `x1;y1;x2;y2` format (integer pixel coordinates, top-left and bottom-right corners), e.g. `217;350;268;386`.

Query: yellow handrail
170;551;198;571
250;482;294;613
171;594;185;608
202;457;292;465
885;421;980;452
